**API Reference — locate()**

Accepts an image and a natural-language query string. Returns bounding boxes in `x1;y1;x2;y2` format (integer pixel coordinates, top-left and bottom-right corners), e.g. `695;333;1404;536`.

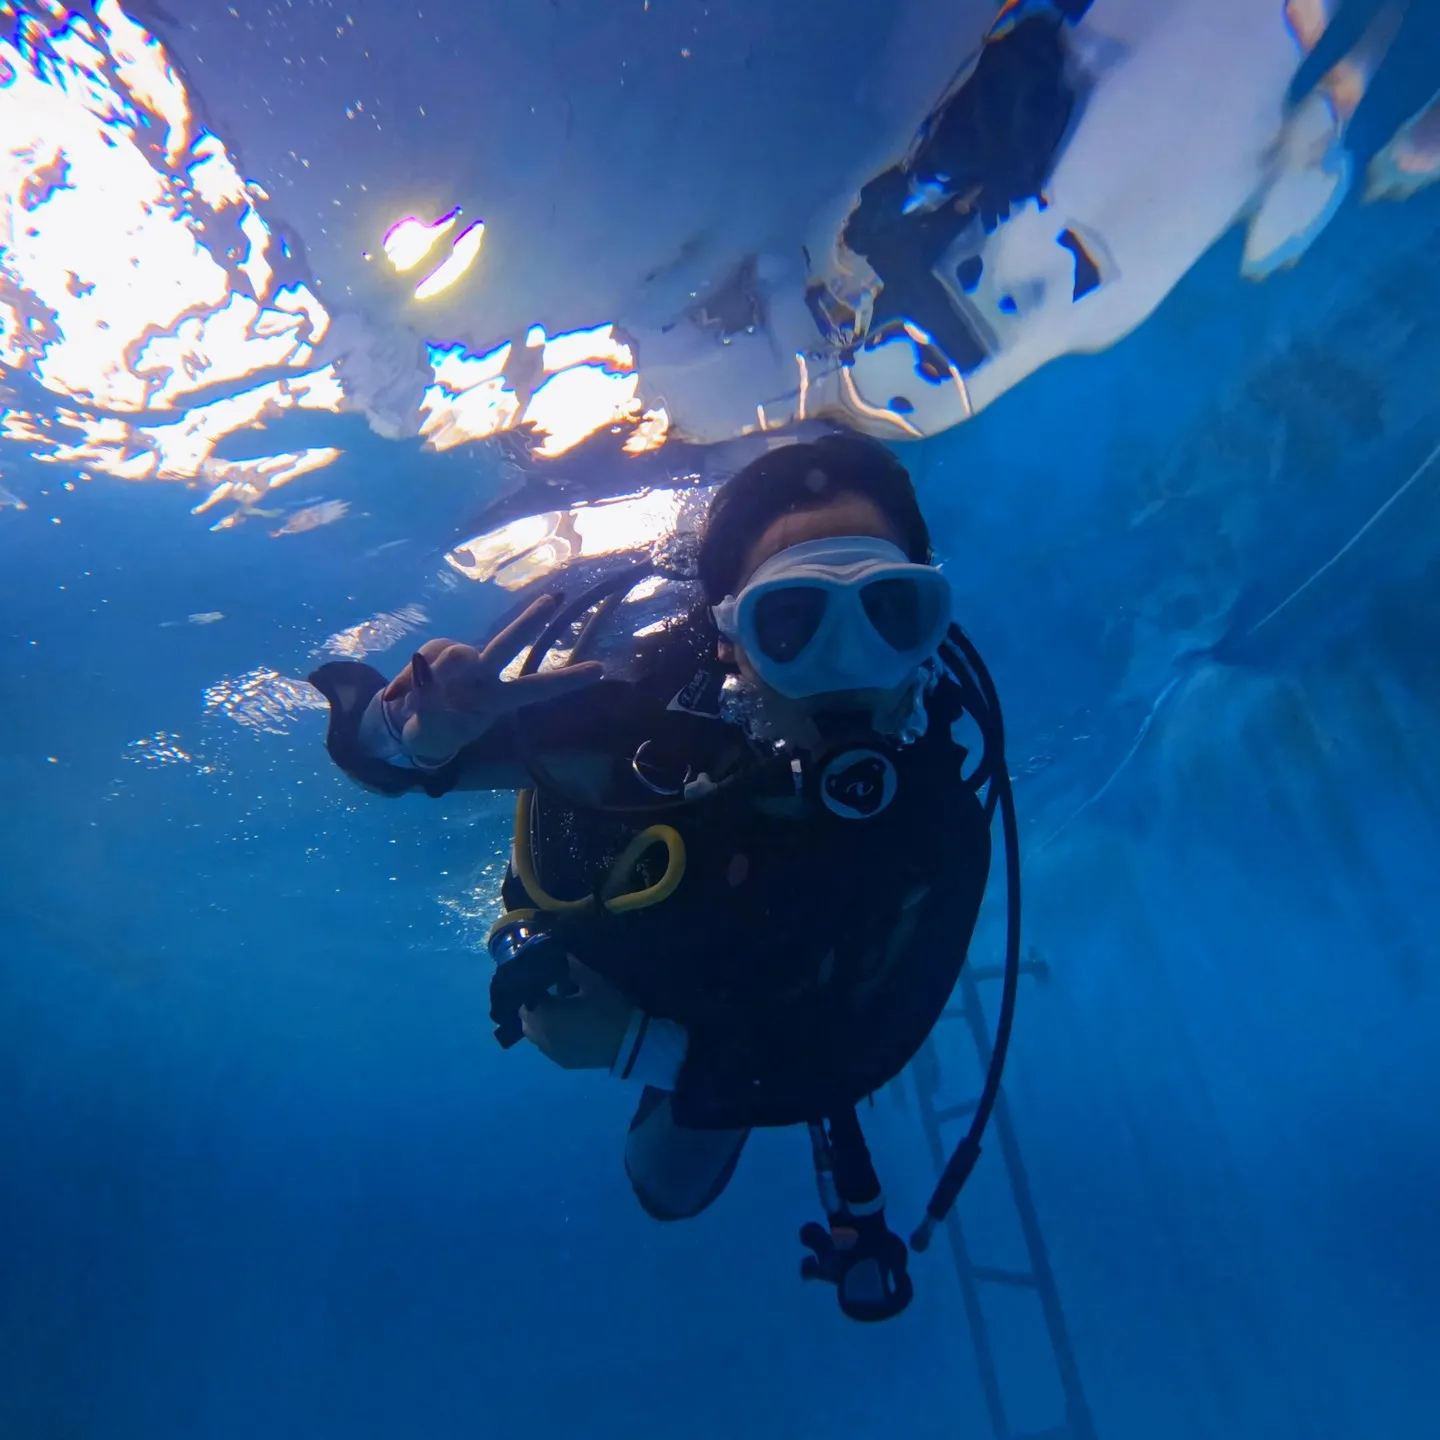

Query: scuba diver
309;430;1021;1324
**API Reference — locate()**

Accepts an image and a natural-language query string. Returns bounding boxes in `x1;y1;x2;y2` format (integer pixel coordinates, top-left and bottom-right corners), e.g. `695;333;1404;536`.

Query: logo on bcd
820;748;898;820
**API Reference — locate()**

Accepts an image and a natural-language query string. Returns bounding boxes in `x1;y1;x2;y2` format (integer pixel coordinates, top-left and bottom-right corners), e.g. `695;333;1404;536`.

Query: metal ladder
912;952;1098;1440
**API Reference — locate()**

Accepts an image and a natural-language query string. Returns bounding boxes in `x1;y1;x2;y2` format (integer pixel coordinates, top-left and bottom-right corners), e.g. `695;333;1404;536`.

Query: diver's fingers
424;643;490;690
409;645;501;714
477;593;563;672
381;636;465;704
566;955;625;1001
485;660;606;711
518;994;584;1065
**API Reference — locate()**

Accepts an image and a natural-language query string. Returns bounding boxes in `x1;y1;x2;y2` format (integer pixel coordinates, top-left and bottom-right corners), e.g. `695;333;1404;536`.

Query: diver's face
723;493;915;723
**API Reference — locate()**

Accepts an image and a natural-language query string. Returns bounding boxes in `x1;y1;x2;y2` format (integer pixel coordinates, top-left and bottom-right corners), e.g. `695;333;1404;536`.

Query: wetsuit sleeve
307;659;641;798
306;660;502;796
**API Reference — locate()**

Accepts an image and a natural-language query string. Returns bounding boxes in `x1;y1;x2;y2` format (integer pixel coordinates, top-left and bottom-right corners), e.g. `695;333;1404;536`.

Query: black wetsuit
311;623;991;1132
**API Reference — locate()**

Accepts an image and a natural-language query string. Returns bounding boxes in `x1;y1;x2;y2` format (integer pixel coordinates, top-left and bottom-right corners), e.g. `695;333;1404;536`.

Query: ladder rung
970;1265;1039;1290
934;1098;979;1125
964;960;1049;984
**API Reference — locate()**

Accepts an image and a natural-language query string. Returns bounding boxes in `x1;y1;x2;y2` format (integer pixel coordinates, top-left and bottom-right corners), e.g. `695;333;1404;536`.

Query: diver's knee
624;1087;748;1222
628;1175;712;1223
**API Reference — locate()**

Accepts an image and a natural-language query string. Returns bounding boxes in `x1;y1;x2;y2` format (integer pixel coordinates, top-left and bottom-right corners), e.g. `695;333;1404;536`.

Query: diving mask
711;535;953;700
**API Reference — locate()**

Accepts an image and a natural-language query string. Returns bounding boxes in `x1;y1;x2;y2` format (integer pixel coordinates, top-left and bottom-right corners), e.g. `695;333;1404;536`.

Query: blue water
4;3;1440;1437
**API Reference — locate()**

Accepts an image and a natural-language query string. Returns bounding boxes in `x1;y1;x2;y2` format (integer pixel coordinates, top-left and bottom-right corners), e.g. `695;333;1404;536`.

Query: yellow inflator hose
509;788;686;916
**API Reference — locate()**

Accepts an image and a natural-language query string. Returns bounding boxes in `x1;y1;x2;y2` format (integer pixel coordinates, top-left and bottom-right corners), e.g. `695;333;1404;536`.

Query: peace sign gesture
379;593;605;764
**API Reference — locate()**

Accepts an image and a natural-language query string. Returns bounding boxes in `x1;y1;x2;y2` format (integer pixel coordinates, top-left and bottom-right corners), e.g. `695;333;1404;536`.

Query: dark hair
696;430;932;602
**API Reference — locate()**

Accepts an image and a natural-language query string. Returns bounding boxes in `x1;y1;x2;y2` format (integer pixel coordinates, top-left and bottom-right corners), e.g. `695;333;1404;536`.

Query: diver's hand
521;958;634;1071
379;594;603;763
